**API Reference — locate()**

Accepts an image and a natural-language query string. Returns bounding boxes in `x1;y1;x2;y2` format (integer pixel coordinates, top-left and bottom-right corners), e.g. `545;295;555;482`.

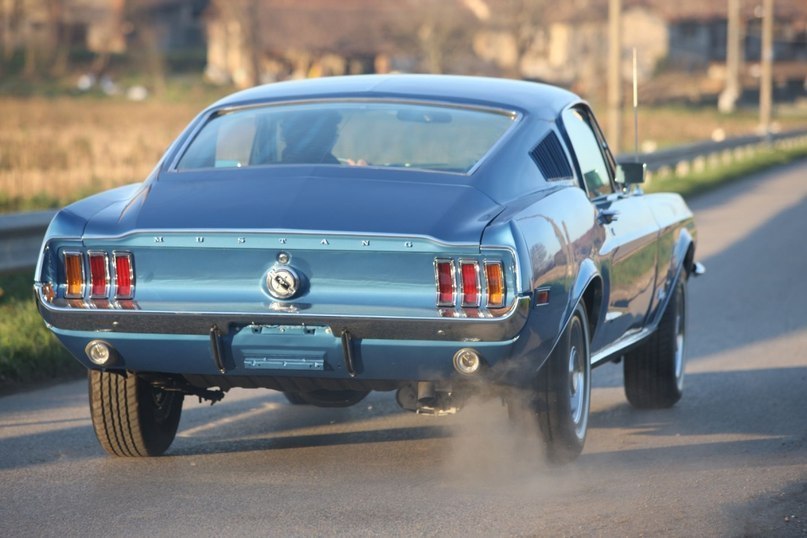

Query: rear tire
624;275;687;409
89;370;183;457
508;302;591;464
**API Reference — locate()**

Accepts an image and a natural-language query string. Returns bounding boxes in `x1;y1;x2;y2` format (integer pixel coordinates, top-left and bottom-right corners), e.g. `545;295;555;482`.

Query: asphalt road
2;161;806;537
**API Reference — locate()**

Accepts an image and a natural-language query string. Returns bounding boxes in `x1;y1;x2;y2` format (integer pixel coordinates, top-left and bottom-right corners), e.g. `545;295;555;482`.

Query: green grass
0;272;82;393
646;143;807;198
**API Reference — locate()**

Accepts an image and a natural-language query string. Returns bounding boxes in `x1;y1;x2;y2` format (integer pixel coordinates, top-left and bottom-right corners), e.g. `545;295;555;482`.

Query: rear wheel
509;302;591;464
89;370;183;457
624;275;687;409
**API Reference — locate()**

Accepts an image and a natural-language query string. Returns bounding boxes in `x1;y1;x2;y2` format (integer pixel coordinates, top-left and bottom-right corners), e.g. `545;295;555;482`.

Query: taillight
460;261;480;307
485;261;505;308
88;252;109;298
114;252;134;299
64;252;84;298
434;257;508;314
435;259;455;307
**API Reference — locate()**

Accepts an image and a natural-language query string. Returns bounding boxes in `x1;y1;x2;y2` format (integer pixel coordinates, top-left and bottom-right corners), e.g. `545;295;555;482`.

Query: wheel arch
569;257;602;344
649;226;696;330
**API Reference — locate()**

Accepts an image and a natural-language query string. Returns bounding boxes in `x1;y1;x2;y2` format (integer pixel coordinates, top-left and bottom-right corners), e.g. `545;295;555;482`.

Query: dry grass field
0;94;805;211
0;97;206;208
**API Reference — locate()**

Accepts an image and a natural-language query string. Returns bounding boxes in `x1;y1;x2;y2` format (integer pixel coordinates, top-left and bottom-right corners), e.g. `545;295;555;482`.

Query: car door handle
598;208;619;224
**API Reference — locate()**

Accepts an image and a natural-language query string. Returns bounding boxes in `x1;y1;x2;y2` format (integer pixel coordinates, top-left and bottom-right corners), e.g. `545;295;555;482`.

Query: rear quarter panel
485;184;604;375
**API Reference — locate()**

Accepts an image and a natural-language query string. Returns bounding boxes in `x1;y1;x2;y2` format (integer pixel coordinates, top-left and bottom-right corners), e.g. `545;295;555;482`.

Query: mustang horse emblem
267;267;299;299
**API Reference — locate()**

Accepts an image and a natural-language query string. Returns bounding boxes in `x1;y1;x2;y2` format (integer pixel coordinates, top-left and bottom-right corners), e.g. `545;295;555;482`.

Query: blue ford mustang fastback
35;75;701;461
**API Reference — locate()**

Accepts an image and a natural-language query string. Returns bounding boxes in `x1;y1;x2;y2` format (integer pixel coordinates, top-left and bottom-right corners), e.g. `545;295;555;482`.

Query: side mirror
616;162;646;185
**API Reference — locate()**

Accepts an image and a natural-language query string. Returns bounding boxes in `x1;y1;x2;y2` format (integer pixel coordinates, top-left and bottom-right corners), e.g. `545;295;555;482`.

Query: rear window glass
176;101;516;174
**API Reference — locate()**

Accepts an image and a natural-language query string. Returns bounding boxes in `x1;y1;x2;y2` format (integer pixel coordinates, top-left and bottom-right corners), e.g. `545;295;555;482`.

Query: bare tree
405;0;474;74
125;1;166;95
492;0;550;79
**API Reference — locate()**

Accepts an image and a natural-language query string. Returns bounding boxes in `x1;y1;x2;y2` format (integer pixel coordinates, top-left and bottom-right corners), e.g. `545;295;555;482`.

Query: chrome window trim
168;98;521;175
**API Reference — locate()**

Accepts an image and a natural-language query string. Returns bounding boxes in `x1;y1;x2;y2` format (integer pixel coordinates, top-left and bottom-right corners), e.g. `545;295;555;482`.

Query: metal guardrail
625;128;807;176
0;210;56;274
1;128;807;273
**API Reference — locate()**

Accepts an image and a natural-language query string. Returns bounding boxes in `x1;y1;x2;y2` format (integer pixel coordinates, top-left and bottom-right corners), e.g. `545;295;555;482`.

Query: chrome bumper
37;295;531;342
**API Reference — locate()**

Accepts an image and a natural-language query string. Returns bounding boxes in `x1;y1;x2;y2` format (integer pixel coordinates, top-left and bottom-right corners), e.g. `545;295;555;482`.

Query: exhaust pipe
417;381;437;406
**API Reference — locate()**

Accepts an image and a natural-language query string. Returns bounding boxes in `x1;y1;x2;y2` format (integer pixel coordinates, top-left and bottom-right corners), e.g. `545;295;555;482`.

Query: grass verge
0;272;82;395
646;144;807;198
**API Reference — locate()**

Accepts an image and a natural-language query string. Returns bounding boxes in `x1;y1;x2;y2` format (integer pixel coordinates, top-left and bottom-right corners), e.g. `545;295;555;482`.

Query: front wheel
89;370;183;457
624;275;687;409
509;302;591;464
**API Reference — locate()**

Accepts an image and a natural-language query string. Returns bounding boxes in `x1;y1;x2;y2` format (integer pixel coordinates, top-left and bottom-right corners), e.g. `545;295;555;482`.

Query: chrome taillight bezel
483;260;506;308
62;250;85;299
87;250;111;299
434;258;456;308
458;259;481;308
112;251;135;300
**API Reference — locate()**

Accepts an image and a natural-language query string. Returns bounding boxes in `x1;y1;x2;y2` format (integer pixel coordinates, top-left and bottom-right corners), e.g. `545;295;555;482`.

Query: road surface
2;161;806;537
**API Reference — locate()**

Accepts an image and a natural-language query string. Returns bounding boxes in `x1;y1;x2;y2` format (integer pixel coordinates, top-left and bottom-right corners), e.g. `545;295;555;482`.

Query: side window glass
561;108;614;199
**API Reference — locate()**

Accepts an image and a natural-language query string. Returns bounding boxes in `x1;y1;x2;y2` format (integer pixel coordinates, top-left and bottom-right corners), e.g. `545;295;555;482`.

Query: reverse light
88;252;109;298
85;340;113;366
113;252;134;299
64;252;84;298
460;261;480;307
435;259;455;307
485;261;505;308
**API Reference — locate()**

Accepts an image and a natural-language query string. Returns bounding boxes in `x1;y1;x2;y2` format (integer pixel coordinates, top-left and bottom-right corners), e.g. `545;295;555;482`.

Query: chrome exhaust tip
453;348;483;375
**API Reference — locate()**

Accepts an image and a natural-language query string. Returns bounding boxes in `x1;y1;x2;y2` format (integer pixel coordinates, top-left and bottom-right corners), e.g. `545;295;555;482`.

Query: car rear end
36;227;531;387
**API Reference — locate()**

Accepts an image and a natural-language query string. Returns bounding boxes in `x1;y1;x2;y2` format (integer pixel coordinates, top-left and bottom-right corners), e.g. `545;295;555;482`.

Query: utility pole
608;0;622;154
718;0;742;113
760;0;774;135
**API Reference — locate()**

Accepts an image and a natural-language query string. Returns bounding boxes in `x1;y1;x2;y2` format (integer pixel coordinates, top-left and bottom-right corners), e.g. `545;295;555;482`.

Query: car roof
211;74;580;121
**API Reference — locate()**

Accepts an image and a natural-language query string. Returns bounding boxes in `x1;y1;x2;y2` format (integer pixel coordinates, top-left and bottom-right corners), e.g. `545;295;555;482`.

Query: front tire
89;370;183;457
624;275;687;409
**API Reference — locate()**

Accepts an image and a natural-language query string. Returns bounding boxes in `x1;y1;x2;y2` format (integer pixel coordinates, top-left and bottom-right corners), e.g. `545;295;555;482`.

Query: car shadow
170;423;452;457
588;366;807;449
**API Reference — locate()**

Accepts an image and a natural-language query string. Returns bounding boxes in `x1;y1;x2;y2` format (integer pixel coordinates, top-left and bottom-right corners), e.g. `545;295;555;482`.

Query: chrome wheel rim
673;284;686;392
568;318;589;440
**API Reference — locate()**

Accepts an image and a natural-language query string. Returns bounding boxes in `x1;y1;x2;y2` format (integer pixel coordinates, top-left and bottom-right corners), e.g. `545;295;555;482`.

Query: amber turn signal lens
485;261;505;308
64;252;84;298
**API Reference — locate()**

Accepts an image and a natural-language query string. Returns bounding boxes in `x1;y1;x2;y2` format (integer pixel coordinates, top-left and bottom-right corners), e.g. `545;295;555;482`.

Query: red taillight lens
460;261;480;307
88;252;109;298
64;252;84;298
114;253;134;299
436;260;454;307
485;261;505;308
